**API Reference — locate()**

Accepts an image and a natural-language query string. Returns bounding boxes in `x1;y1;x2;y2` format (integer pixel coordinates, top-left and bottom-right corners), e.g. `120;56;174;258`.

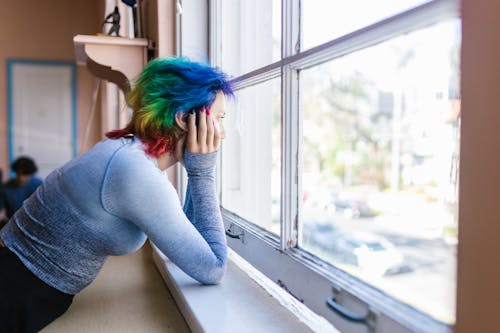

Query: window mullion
175;0;185;202
281;0;300;250
175;0;182;57
209;0;223;200
208;0;222;68
288;0;460;71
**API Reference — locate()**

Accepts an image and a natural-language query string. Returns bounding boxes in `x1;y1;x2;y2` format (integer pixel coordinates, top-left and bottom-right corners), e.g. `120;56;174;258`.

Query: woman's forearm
182;182;195;221
183;152;227;282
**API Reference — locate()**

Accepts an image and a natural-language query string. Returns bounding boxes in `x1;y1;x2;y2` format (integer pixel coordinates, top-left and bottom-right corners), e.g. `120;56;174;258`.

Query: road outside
301;198;456;324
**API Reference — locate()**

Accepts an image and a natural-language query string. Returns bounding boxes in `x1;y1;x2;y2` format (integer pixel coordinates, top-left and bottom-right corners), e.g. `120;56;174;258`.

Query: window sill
151;244;338;333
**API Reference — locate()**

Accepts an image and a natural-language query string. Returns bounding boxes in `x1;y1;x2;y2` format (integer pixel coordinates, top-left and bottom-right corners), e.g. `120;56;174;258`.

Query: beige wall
157;0;176;58
0;0;177;183
141;0;176;58
0;0;102;179
456;0;500;332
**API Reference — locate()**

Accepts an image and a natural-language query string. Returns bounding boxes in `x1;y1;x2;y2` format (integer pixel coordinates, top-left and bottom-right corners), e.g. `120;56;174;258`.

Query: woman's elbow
198;264;227;285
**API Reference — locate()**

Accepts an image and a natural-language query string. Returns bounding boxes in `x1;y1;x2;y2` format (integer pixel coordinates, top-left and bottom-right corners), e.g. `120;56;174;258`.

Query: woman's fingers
185;107;219;154
197;108;208;152
206;108;215;150
186;111;197;151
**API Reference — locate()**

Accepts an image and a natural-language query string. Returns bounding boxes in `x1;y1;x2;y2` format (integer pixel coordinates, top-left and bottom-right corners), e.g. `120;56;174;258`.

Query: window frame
208;0;460;331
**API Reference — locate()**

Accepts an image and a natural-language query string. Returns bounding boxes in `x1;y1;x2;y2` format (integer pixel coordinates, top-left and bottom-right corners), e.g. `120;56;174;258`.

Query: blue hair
107;57;234;157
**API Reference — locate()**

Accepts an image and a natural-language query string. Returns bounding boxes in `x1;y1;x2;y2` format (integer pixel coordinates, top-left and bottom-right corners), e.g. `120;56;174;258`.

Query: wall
456;0;500;332
157;0;176;58
141;0;176;57
0;0;102;178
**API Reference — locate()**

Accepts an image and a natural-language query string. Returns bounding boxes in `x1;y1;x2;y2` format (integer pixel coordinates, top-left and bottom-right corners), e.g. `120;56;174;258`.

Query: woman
0;57;233;333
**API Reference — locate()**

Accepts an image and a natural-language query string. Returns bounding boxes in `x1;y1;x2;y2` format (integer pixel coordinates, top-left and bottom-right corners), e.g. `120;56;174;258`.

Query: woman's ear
174;112;188;132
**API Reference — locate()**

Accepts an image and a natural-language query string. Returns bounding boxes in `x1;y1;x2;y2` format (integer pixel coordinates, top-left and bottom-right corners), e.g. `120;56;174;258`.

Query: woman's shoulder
55;137;152;184
100;138;173;212
86;137;146;163
104;137;160;182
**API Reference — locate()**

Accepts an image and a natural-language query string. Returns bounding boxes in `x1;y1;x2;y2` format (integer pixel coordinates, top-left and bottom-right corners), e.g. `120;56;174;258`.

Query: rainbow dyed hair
106;57;233;157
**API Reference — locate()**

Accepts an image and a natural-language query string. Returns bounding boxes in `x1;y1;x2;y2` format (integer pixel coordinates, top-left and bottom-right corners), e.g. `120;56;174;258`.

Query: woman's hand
186;107;220;154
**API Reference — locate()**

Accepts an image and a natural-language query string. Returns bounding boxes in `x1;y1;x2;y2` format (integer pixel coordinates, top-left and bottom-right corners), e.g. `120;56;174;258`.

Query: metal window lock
326;286;378;332
225;223;245;243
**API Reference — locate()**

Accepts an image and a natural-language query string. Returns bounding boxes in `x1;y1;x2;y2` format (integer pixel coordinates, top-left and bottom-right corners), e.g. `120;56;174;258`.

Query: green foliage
302;69;392;191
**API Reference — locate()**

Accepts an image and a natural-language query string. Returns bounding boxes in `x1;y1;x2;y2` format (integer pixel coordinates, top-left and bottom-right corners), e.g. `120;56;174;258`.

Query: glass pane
221;0;281;76
302;0;430;51
221;78;281;235
300;20;460;323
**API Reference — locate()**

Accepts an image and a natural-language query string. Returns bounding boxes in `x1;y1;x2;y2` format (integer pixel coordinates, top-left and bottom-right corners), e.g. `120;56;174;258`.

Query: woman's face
211;92;227;139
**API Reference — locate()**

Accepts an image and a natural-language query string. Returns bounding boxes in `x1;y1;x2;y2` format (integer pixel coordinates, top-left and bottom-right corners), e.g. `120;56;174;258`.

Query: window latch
225;223;245;243
326;287;377;332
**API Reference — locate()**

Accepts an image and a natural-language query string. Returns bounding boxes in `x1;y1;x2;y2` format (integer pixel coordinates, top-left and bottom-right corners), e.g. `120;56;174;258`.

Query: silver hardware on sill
225;223;245;244
327;286;378;332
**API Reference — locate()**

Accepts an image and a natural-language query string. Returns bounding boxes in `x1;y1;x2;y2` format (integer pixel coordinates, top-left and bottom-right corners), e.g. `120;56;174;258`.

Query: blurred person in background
0;157;42;228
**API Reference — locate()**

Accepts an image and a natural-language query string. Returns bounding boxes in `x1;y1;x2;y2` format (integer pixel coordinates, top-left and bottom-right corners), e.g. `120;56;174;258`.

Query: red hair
106;128;175;158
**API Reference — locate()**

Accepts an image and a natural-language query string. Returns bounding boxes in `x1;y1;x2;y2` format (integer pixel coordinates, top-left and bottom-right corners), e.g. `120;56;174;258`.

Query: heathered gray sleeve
183;151;225;234
183;181;194;221
102;150;227;284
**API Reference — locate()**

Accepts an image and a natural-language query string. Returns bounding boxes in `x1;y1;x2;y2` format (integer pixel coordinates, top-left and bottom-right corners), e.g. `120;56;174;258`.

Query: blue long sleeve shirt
0;137;227;294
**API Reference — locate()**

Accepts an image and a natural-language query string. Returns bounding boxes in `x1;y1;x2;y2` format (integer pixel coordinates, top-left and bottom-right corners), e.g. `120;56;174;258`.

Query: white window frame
208;0;460;332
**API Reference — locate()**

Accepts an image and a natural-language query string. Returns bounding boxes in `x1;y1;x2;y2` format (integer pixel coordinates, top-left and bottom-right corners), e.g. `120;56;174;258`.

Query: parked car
302;222;338;247
334;198;375;218
302;223;404;276
332;232;404;276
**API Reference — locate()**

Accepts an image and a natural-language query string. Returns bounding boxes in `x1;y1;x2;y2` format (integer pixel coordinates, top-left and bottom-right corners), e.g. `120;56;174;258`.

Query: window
221;78;281;234
211;0;460;331
300;20;460;323
220;0;281;76
302;0;430;50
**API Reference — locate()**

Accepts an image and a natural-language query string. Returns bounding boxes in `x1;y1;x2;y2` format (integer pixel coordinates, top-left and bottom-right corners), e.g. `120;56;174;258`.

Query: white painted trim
280;0;301;250
230;0;459;90
73;34;148;47
208;0;224;201
208;0;222;67
222;207;453;333
152;245;330;333
175;0;183;56
288;0;459;71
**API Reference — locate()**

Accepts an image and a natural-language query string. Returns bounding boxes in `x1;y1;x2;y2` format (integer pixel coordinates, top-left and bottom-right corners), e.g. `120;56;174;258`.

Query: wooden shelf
73;34;148;93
